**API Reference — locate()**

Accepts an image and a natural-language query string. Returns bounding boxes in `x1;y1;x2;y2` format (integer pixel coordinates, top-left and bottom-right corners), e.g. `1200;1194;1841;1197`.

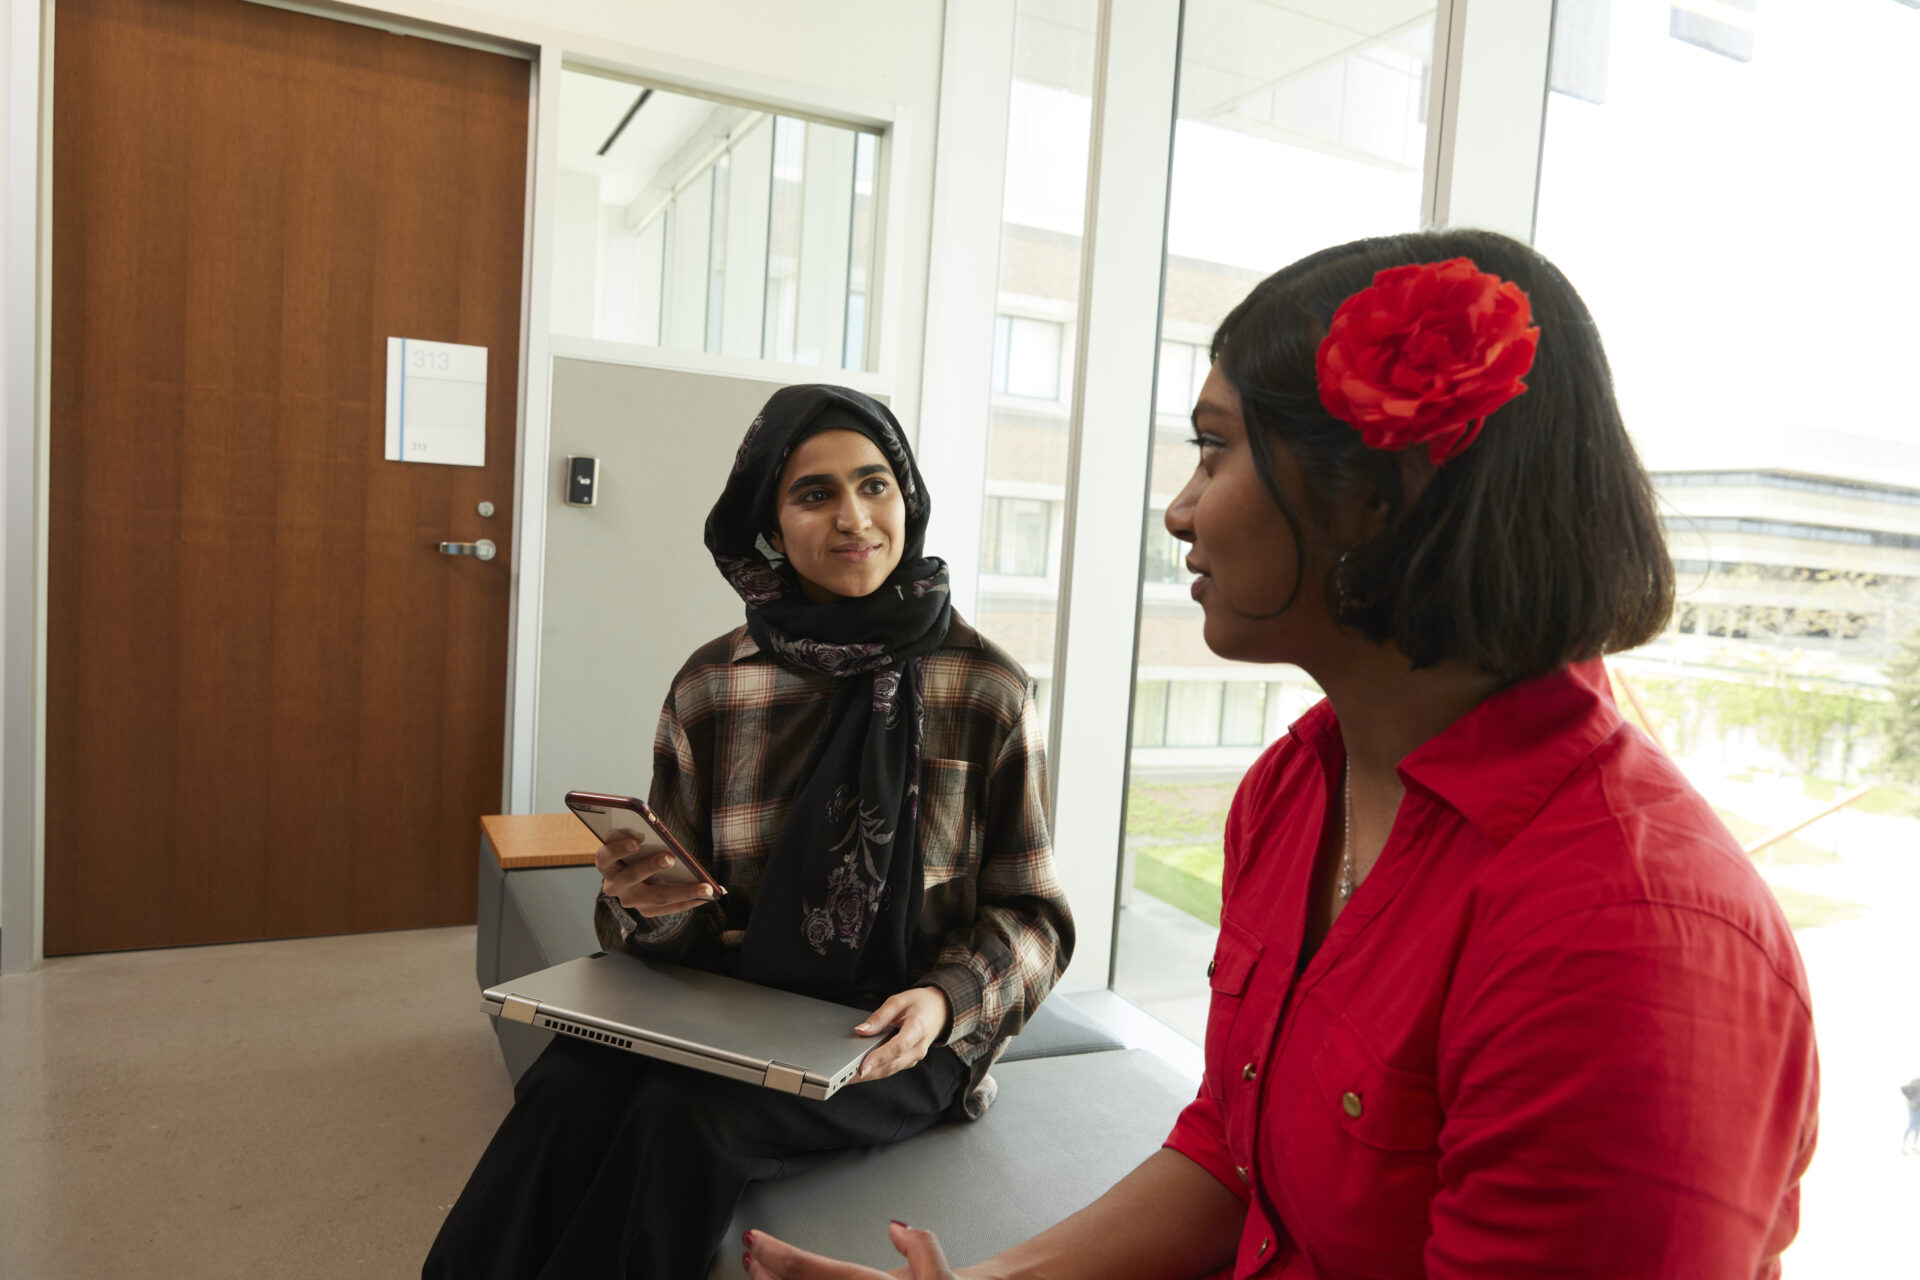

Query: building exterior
1651;470;1920;683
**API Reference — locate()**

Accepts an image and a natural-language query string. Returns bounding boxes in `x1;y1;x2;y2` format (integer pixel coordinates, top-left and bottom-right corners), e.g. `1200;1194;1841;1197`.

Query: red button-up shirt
1164;661;1818;1278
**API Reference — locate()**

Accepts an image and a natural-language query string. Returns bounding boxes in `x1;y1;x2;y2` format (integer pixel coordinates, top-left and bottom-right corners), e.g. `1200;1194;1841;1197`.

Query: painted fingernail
890;1219;912;1229
742;1252;752;1273
742;1230;755;1247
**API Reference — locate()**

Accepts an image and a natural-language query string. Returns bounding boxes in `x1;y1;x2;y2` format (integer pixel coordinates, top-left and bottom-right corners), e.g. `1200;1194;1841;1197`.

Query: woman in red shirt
744;228;1818;1279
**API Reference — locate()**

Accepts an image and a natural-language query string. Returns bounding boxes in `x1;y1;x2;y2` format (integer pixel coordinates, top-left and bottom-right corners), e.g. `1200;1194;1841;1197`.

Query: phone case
563;790;726;895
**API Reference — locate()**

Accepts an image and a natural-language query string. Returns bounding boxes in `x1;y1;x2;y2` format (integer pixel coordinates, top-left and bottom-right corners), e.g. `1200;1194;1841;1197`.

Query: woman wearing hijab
425;385;1073;1279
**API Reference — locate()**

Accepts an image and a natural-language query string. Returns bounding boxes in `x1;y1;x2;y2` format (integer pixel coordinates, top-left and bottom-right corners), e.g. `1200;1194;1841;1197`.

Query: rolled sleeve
1165;1089;1251;1207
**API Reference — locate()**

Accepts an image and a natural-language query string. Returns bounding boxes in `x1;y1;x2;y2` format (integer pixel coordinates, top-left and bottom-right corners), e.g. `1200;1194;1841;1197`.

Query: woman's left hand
743;1222;965;1280
851;986;951;1082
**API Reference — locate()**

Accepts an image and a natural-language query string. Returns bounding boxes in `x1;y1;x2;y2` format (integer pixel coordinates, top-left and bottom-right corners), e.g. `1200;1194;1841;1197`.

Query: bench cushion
996;994;1123;1061
710;1048;1195;1277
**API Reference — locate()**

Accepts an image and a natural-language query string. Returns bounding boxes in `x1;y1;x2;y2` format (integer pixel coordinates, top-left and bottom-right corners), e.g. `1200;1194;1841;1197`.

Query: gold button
1207;958;1216;977
1241;1062;1258;1082
1341;1090;1363;1118
1235;1164;1249;1184
1258;1238;1271;1257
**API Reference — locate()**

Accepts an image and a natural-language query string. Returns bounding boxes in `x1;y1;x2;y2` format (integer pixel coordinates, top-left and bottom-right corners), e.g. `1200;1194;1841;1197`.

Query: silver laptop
482;951;884;1100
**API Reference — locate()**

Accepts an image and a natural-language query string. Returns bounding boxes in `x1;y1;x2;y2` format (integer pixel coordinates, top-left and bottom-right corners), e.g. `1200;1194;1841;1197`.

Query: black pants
424;1035;968;1280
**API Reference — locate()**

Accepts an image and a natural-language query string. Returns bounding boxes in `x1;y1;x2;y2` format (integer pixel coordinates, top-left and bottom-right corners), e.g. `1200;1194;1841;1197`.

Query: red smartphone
564;790;726;897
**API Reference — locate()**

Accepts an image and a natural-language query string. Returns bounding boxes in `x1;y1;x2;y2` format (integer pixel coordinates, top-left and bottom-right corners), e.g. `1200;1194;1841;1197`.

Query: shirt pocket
1203;914;1265;1102
1310;1014;1442;1154
918;758;979;891
1300;1015;1442;1275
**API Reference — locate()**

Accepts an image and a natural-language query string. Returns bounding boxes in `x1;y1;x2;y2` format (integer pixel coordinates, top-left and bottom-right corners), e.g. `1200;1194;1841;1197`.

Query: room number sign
385;336;488;467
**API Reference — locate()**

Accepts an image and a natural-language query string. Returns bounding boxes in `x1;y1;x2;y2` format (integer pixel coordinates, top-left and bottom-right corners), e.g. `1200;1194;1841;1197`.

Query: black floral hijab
704;384;952;1002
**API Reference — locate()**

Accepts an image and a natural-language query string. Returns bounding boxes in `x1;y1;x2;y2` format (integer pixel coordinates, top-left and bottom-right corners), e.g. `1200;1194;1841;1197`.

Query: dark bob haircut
1211;227;1673;681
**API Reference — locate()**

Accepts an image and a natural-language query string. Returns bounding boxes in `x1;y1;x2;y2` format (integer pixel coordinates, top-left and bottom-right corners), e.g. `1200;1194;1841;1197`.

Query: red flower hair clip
1315;257;1540;464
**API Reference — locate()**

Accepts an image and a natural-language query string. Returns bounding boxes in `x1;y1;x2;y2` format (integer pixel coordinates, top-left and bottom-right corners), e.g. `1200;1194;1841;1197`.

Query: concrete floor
0;926;512;1279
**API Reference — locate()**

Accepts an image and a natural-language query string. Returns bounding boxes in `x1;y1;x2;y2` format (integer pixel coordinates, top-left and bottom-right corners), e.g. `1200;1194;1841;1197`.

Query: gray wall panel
535;359;791;811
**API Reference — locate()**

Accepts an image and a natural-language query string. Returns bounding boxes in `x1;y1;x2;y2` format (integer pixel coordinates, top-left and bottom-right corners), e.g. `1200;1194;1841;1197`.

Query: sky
1533;0;1920;479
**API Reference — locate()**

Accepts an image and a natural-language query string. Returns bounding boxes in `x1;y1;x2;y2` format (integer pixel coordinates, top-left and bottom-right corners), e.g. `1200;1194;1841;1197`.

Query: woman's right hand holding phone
596;836;718;918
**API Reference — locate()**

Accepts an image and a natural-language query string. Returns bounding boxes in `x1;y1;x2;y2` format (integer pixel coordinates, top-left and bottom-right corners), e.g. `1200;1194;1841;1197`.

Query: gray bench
474;817;1194;1277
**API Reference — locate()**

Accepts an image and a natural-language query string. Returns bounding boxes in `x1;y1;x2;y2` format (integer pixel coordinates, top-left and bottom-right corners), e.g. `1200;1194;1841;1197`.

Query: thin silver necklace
1338;759;1356;901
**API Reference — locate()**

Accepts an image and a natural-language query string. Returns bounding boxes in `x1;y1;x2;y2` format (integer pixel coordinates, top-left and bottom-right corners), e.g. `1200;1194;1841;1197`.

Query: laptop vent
541;1016;634;1050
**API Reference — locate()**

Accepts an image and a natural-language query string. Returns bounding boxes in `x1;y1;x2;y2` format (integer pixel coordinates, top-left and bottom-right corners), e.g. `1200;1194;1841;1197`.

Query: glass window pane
793;124;857;367
552;68;878;371
762;115;806;362
983;496;1052;577
719;117;773;358
1142;510;1187;585
1003;317;1063;400
599;214;663;346
843;132;877;369
1164;682;1224;747
1116;1;1437;1045
974;0;1100;725
1011;499;1050;575
1221;681;1267;746
704;156;729;354
1155;340;1195;417
665;177;712;350
1533;5;1920;1271
991;314;1013;394
1132;681;1168;747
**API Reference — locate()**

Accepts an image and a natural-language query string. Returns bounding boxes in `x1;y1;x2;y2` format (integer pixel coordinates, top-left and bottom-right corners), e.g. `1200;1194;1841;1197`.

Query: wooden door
46;0;528;952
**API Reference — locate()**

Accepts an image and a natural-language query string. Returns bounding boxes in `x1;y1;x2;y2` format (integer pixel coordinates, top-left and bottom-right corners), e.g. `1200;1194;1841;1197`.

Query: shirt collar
1288;659;1624;848
728;612;981;664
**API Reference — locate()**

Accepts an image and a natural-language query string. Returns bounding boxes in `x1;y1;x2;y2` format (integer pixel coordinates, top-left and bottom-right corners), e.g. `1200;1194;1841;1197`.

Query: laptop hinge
763;1062;807;1094
499;993;541;1025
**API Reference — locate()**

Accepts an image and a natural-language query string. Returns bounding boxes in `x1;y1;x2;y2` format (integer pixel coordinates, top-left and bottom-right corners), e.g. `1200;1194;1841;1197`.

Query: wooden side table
480;812;599;869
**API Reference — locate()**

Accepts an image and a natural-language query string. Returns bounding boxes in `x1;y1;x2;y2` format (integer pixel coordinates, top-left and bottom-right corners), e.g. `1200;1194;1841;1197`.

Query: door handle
438;538;497;562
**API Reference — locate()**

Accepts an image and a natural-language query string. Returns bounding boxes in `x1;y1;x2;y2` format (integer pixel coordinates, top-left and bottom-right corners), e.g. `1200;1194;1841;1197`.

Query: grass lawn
1126;783;1237;841
1127;783;1234;927
1848;781;1920;816
1132;841;1225;927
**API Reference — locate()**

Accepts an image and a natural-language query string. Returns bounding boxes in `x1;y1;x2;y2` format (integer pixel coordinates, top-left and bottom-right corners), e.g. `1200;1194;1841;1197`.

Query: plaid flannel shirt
594;614;1073;1120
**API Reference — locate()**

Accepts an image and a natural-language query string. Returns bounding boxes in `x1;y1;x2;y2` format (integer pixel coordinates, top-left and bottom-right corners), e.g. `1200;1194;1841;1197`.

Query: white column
1425;0;1555;243
1046;0;1181;993
2;0;46;973
506;46;563;815
913;0;1017;620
